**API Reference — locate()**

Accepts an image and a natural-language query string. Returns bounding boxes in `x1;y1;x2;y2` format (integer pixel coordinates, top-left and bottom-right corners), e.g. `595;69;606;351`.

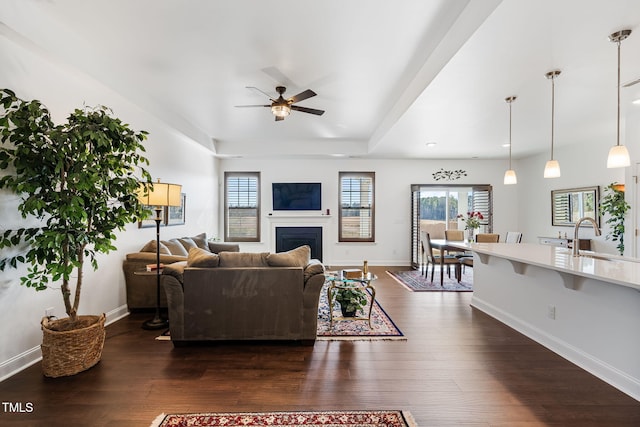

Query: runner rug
316;282;404;341
386;268;473;292
150;410;417;427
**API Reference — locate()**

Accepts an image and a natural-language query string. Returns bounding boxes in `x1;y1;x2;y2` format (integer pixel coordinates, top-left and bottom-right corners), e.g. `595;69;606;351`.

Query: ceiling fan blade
235;104;271;108
623;77;640;87
291;105;325;116
261;66;297;89
288;89;316;104
275;115;285;122
246;86;275;100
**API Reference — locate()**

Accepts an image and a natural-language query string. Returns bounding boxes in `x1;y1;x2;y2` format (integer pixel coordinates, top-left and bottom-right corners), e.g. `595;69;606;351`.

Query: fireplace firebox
275;227;322;261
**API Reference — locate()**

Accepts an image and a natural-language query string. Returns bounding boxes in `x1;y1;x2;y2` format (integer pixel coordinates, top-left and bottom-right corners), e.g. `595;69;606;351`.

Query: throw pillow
187;247;220;267
161;238;189;256
218;252;269;267
190;233;209;250
178;237;198;252
140;240;171;255
267;245;311;267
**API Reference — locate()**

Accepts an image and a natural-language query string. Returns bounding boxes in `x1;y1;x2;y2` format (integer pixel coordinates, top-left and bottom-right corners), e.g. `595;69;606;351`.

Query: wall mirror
551;186;600;227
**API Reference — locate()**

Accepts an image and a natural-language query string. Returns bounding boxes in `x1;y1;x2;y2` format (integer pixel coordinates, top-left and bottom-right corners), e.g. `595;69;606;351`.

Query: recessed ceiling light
425;142;437;148
502;143;511;148
633;98;640;105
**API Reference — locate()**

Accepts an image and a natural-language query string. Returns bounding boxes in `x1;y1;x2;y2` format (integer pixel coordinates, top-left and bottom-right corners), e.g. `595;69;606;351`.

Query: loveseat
161;245;326;345
122;233;239;310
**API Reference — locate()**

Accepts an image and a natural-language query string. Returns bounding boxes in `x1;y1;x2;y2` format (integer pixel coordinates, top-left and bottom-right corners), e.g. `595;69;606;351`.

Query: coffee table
325;271;377;328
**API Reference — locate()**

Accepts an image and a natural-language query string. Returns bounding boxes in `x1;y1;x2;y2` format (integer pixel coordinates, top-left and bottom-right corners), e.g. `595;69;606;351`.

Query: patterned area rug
316;282;404;340
387;268;473;292
150;410;416;427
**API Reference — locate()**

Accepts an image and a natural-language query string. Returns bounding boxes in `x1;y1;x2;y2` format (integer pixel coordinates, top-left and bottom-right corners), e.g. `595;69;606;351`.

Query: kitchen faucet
572;217;601;257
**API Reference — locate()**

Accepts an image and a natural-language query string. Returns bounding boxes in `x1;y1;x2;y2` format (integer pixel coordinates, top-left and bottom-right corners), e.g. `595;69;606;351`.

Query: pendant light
503;96;517;185
607;29;631;168
544;70;561;178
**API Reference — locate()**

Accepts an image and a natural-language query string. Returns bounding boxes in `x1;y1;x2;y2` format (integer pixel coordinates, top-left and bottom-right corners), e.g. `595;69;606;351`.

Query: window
224;172;260;242
339;172;375;242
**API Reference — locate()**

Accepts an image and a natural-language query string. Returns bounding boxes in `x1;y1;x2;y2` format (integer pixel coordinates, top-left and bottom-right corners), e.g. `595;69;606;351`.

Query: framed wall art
138;206;165;229
165;193;186;226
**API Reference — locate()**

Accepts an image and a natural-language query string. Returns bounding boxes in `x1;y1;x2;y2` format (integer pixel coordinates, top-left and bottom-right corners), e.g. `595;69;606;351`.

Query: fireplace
275;227;323;261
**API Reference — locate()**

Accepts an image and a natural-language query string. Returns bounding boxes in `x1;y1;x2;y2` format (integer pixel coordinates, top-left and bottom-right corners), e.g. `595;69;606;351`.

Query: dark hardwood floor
1;266;639;427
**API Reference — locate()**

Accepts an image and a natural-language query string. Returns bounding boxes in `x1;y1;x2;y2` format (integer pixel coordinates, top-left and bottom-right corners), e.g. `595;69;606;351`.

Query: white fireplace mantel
266;214;332;220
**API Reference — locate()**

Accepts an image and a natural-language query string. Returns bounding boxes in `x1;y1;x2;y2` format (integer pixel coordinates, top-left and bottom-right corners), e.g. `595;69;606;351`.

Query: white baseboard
0;305;130;382
471;297;640;402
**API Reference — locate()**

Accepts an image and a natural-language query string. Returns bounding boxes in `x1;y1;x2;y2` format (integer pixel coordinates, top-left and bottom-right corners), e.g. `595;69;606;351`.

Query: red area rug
150;410;416;427
387;268;473;292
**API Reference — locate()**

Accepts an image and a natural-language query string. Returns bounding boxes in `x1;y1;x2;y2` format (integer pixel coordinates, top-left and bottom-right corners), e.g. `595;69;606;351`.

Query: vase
467;229;475;243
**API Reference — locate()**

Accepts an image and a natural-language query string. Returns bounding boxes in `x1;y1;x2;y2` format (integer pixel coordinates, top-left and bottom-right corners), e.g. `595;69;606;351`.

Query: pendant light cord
550;75;555;160
616;38;621;147
509;101;513;169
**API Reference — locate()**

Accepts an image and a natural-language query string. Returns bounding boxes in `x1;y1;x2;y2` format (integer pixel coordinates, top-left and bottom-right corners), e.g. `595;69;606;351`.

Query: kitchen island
469;243;640;401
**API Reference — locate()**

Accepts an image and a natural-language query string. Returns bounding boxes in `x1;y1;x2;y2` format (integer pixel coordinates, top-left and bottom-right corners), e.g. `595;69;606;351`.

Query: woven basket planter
41;313;106;378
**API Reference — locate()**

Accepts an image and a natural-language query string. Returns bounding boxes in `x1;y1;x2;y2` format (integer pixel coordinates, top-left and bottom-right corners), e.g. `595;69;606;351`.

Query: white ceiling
2;0;640;160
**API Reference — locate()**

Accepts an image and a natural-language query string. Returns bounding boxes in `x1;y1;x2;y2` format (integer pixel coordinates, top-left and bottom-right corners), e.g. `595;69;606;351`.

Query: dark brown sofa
161;245;326;344
122;233;239;310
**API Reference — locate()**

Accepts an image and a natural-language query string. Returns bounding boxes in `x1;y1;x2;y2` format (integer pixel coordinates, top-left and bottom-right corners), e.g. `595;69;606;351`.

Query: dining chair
475;233;500;243
505;231;523;243
444;229;464;241
419;231;429;276
458;233;499;280
444;229;466;257
423;232;461;283
458;255;474;282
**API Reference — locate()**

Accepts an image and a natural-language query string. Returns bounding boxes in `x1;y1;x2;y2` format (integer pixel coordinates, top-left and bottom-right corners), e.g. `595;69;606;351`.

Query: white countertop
470;243;640;291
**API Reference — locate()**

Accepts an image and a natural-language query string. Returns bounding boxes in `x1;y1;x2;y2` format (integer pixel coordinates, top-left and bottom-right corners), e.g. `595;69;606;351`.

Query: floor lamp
137;179;182;330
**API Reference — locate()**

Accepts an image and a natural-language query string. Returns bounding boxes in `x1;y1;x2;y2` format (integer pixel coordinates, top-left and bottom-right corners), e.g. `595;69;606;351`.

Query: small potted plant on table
334;287;368;317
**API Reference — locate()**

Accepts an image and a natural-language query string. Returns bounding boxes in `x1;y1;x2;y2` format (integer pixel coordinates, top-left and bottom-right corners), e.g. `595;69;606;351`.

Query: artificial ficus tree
0;88;152;325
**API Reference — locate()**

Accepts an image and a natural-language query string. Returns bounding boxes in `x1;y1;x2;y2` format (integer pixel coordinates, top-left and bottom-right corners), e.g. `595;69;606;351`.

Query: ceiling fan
236;86;325;121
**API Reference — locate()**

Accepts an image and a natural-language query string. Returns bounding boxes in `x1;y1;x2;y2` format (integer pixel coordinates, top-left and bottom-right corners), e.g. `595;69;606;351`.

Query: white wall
220;157;519;266
517;137;626;254
0;32;219;380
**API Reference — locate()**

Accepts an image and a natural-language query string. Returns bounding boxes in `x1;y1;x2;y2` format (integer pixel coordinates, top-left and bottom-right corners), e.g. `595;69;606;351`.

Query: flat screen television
272;182;321;211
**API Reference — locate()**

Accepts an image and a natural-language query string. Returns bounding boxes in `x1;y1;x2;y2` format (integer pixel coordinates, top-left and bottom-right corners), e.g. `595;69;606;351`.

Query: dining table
429;239;473;286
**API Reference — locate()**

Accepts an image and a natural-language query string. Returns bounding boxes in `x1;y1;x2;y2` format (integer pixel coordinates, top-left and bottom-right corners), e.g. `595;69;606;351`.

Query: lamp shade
503;169;517;185
137;181;182;207
543;160;561;178
607;144;630;168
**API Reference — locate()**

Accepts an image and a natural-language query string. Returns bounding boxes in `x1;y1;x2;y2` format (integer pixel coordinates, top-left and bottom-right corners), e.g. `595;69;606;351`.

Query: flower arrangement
457;211;484;230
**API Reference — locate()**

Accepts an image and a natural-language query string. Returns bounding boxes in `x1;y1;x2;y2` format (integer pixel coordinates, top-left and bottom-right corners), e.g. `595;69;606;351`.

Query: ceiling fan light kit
271;104;291;118
607;29;632;168
503;96;517;185
544;70;562;178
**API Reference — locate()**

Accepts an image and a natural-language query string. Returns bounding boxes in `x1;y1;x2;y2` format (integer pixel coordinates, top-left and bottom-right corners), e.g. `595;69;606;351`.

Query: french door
410;184;493;268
